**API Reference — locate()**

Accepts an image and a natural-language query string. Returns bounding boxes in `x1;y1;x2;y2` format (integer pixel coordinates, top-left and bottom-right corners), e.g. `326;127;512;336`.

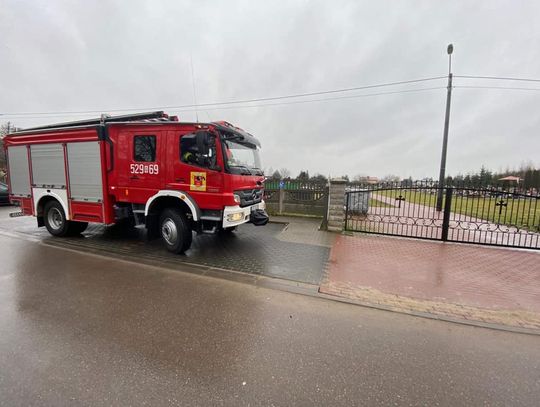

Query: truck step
200;215;221;221
201;226;217;234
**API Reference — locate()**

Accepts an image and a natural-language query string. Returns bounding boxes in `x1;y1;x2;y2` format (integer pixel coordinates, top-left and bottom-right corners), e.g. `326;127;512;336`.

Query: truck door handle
175;178;186;182
130;176;139;180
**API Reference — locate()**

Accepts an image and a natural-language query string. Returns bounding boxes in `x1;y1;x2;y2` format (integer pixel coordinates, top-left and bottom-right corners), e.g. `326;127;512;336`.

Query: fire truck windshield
222;139;263;176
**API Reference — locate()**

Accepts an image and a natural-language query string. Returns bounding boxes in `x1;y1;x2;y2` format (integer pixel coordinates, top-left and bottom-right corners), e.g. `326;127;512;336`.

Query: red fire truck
3;111;268;253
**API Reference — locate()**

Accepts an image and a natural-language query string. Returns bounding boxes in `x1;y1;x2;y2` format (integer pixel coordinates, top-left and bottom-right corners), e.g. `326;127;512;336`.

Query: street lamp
436;44;454;212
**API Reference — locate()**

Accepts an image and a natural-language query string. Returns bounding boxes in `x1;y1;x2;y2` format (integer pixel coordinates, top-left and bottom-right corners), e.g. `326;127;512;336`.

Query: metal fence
264;181;328;218
345;182;540;250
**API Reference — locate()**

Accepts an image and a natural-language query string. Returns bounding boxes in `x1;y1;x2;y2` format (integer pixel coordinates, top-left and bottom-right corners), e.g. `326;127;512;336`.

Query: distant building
498;175;522;183
355;176;379;184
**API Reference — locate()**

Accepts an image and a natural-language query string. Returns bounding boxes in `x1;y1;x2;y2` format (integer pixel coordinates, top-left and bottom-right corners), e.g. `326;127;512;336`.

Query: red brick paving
320;234;540;314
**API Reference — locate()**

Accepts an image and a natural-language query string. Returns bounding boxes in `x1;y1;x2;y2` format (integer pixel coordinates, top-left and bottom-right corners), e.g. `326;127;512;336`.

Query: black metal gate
345;184;540;250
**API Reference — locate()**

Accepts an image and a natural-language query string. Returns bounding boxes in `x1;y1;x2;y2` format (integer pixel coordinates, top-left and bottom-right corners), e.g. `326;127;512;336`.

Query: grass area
369;198;393;208
374;189;540;231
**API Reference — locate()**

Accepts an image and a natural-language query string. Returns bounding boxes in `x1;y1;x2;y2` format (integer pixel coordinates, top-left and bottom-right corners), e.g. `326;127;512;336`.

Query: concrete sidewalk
320;232;540;330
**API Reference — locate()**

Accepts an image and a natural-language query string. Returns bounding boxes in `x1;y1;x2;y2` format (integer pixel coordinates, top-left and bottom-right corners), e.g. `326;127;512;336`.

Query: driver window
180;133;217;168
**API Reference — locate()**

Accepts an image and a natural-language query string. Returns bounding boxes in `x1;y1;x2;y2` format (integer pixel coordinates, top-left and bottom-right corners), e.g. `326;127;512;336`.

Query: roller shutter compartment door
67;142;103;202
30;144;66;188
7;146;31;197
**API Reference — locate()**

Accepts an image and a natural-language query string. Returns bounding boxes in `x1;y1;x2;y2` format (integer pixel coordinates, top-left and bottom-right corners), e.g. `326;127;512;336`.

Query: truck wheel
159;208;192;254
44;201;70;237
68;221;88;235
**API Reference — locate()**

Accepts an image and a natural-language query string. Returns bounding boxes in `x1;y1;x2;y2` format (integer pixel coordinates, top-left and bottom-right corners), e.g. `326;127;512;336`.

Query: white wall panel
32;188;70;220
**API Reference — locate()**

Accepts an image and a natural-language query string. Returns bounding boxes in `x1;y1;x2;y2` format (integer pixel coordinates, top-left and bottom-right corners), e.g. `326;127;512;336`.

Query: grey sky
1;0;539;179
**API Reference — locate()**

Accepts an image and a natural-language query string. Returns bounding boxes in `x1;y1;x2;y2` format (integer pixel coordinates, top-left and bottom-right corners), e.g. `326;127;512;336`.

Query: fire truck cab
4;111;268;253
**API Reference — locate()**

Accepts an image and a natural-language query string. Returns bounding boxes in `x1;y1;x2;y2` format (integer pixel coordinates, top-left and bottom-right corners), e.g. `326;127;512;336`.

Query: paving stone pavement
0;211;329;285
320;233;540;329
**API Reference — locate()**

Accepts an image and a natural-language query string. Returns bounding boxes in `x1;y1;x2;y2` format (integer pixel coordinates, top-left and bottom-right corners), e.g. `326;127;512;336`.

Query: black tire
159;208;192;254
68;221;88;236
44;200;70;237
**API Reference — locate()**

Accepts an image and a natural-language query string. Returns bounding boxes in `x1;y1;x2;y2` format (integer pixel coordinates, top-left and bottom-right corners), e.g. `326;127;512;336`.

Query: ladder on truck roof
22;111;176;131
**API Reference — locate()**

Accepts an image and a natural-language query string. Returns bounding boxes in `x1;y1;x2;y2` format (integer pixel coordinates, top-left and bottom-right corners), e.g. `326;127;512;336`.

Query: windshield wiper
251;167;264;176
229;165;253;175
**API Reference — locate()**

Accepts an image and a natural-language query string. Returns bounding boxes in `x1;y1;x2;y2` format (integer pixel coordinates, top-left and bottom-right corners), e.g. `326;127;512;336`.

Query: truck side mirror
196;131;211;156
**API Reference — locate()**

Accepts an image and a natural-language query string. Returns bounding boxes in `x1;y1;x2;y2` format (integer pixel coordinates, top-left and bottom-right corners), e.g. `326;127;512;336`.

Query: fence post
327;178;347;232
441;187;452;241
320;185;330;230
344;192;350;231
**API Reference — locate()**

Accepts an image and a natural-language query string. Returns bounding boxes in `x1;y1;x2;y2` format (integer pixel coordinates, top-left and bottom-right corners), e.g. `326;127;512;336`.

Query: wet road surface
0;228;539;405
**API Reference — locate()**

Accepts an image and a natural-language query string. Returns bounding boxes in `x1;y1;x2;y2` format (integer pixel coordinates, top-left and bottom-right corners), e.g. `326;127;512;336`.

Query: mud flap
250;209;269;226
145;213;160;239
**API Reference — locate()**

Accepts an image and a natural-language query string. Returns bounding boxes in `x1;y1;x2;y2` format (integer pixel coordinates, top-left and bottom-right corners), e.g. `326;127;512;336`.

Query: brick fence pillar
327;178;347;232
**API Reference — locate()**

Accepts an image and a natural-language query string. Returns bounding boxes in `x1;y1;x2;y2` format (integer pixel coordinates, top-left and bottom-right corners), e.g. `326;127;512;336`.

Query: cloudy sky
1;0;539;179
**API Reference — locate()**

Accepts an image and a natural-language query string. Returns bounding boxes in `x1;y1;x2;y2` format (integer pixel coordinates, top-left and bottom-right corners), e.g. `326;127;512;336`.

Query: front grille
235;188;263;207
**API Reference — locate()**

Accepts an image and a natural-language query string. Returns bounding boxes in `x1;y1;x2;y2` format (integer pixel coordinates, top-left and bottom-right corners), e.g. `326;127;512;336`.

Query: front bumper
222;201;267;228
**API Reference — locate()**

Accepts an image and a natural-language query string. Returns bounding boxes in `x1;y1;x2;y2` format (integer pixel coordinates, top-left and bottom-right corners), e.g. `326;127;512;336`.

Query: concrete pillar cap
330;178;348;184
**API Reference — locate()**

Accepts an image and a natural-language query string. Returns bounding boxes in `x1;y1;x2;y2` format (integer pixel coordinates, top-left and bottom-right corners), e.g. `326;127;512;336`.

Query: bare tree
279;168;291;180
0;122;16;172
309;173;327;183
296;170;309;181
0;122;15;137
264;167;274;177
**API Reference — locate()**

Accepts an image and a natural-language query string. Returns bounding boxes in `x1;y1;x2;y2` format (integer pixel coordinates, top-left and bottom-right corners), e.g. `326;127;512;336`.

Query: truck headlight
227;212;244;222
233;194;241;204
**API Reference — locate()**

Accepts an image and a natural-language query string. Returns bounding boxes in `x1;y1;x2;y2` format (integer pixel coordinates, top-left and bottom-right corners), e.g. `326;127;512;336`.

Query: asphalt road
0;216;539;405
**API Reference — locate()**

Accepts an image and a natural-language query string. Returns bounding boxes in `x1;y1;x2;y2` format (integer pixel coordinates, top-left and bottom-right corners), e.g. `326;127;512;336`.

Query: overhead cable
1;87;446;120
455;85;540;91
454;75;540;83
0;76;447;117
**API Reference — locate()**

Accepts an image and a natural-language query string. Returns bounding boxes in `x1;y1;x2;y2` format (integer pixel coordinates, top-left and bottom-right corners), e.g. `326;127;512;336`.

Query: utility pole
436;44;454;212
190;54;199;123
